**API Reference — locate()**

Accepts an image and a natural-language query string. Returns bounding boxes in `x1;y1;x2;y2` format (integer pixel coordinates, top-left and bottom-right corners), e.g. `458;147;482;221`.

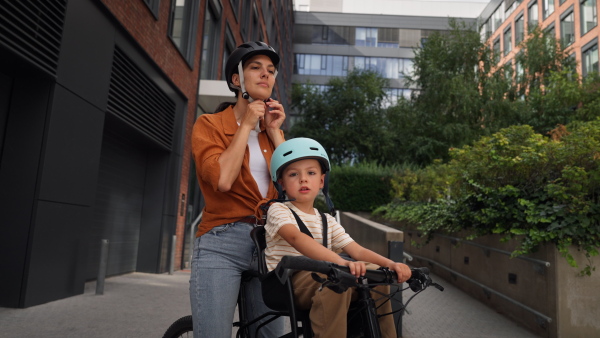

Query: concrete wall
554;247;600;337
340;212;403;257
402;228;600;338
345;214;600;338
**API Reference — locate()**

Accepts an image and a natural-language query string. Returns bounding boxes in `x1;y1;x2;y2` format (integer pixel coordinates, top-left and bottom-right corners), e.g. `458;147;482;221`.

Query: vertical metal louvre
107;47;176;150
0;0;66;76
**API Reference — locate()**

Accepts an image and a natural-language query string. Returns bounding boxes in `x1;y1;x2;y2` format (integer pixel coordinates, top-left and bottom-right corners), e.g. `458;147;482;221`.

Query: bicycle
163;254;443;338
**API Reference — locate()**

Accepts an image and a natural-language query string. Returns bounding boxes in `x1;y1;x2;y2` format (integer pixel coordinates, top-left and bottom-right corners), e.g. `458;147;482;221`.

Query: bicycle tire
163;315;193;338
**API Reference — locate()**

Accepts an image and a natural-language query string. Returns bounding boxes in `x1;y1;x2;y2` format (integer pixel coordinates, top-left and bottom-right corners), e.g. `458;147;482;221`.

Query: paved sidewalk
0;270;539;337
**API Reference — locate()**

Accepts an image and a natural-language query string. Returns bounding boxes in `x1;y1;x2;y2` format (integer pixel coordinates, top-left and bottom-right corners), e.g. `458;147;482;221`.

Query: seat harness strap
288;208;328;248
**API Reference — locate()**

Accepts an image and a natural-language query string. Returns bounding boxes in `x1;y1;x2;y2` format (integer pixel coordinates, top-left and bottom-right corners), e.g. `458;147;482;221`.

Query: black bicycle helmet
225;41;280;100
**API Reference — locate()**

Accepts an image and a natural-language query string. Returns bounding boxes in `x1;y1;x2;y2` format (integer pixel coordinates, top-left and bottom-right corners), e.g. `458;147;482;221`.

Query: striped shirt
264;202;354;271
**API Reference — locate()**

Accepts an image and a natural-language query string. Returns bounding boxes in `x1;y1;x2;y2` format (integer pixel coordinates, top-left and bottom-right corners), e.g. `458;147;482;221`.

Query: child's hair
270;138;336;215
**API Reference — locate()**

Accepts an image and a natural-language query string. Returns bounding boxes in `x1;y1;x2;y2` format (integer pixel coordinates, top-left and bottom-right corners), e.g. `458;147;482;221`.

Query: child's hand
388;262;411;283
343;261;366;278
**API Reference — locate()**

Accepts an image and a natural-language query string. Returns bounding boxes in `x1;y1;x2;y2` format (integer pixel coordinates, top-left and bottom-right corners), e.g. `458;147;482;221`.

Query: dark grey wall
0;75;53;307
0;0;187;307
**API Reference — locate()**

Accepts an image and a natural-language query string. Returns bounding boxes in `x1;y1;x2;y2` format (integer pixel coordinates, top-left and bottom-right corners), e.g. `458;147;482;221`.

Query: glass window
402;59;414;77
546;23;555;44
504;26;512;55
580;0;598;36
143;0;160;18
515;14;525;44
252;3;260;41
356;27;378;47
230;0;240;19
221;27;235;80
241;0;252;40
294;54;349;76
543;0;554;19
529;2;539;28
582;42;599;76
493;38;501;61
505;60;513;79
493;7;503;32
169;0;200;64
516;59;524;79
200;2;219;79
560;10;575;46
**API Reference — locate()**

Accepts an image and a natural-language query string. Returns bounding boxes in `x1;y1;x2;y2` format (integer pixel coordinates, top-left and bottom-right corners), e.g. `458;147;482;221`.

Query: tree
289;69;392;165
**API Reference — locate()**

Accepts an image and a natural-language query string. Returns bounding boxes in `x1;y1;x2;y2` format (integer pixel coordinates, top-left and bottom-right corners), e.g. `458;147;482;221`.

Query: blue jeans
189;221;285;338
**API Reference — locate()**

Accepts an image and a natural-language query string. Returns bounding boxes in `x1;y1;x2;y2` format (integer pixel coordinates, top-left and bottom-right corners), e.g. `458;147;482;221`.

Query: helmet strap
274;182;286;199
322;174;336;216
237;62;254;103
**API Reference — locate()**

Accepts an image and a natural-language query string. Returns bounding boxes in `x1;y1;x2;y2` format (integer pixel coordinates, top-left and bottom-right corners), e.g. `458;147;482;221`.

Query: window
378;28;399;48
252;3;260;41
229;0;240;20
529;1;539;28
505;60;513;79
241;0;252;40
545;23;556;47
295;54;349;76
560;9;575;46
168;0;200;64
200;1;220;79
402;59;414;77
582;41;599;76
504;26;512;55
515;13;525;44
493;38;501;61
143;0;160;18
580;0;598;36
312;26;353;45
492;7;503;32
356;27;377;47
221;27;236;80
543;0;554;19
516;58;524;79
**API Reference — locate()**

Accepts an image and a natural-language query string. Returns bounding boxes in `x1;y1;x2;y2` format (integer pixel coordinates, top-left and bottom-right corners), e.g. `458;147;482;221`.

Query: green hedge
375;121;600;275
329;163;407;212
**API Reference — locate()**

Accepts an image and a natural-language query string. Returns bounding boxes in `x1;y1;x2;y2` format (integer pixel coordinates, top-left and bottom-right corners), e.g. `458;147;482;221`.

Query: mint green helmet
270;137;335;215
270;137;330;181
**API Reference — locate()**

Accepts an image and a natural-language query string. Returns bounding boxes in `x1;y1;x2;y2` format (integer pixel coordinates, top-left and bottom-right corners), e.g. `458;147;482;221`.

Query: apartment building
479;0;599;76
289;0;488;123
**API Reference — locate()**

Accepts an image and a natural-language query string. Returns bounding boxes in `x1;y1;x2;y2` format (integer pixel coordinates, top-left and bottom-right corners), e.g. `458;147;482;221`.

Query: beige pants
291;262;397;338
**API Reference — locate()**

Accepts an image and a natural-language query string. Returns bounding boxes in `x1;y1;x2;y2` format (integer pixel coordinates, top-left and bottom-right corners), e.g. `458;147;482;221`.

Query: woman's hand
239;100;267;129
387;262;412;283
264;98;285;130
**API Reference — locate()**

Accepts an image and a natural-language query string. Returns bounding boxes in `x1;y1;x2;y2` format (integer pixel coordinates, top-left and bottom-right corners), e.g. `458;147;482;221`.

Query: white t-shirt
264;202;354;271
247;129;270;198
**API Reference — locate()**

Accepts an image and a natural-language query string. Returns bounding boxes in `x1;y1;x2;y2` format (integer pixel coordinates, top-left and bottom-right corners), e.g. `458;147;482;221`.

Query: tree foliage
376;121;600;274
289;69;392;165
289;20;599;167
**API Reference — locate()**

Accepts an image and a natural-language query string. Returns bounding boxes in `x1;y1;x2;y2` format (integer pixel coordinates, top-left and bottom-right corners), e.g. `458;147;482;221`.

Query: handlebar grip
277;255;334;275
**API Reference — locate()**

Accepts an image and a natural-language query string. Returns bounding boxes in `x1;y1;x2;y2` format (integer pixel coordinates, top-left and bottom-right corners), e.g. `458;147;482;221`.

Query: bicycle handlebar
275;255;443;293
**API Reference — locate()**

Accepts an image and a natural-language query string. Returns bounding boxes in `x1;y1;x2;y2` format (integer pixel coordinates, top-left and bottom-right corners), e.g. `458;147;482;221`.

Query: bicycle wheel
163;315;193;338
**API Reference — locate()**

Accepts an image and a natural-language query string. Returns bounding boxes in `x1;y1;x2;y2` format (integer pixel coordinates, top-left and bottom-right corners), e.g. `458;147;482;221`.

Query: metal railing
410;253;553;325
415;232;551;269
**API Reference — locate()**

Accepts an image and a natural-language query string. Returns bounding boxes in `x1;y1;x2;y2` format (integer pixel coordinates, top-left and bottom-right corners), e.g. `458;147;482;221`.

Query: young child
264;137;412;338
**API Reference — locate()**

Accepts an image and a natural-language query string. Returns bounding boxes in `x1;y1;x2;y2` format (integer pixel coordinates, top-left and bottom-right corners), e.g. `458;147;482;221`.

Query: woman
189;41;286;338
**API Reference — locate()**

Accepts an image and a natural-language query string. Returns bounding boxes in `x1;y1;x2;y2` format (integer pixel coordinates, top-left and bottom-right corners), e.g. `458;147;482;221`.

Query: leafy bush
376;121;600;274
329;163;408;212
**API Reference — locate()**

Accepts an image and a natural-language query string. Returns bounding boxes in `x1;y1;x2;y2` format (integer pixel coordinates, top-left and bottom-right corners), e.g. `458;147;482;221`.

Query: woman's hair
214;101;236;114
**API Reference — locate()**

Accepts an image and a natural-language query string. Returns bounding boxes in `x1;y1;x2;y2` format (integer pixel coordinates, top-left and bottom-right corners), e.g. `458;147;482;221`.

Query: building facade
0;0;293;308
289;0;488;124
479;0;599;76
